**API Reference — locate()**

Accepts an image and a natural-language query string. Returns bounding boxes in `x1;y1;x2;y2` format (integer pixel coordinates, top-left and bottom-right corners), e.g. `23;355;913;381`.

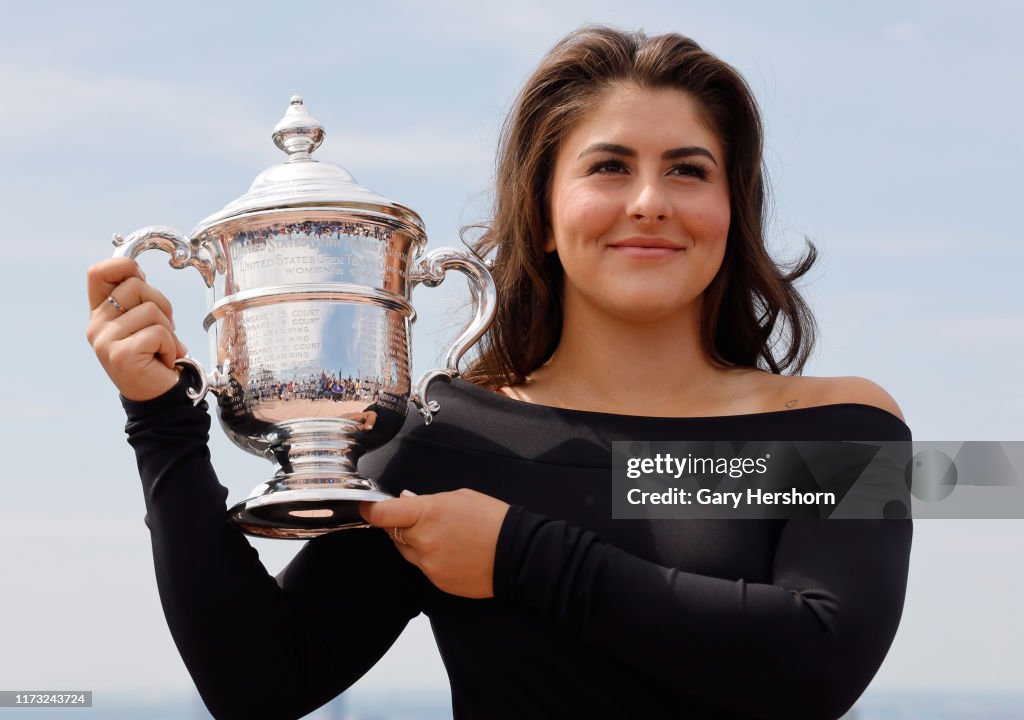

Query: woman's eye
587;159;628;174
670;162;710;180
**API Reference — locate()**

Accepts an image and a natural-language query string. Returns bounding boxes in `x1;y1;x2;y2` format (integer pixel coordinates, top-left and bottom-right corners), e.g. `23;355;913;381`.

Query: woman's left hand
359;489;511;599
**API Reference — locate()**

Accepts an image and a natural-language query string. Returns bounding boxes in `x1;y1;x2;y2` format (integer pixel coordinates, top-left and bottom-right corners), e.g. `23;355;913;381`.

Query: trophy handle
112;225;224;289
409;247;497;424
173;356;227;406
112;226;227;404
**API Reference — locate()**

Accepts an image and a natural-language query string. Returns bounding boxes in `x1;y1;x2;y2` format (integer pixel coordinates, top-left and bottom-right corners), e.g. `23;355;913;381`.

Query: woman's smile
607;236;688;258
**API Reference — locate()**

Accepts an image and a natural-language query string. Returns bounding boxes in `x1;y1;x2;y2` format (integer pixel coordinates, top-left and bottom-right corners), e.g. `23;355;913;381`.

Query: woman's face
546;84;731;326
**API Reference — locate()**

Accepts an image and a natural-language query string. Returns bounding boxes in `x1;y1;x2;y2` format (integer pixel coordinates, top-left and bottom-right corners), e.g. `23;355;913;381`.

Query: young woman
87;26;911;720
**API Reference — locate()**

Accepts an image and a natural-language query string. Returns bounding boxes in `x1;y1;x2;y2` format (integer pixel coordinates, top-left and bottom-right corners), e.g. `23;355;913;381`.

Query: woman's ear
544;229;557;253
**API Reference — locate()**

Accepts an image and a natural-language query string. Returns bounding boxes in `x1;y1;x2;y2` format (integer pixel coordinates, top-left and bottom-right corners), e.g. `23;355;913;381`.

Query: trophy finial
273;95;325;159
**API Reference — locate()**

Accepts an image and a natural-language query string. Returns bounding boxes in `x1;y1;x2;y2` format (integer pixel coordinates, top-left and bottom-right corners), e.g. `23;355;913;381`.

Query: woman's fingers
98;300;175;346
86;257;185;401
359;490;508;599
89;283;182;364
109;324;180;373
87;262;178;349
360;497;424;567
86;257;145;311
360;495;422;531
94;276;176;328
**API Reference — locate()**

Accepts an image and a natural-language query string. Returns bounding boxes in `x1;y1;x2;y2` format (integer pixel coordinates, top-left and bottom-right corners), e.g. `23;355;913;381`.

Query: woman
86;26;911;720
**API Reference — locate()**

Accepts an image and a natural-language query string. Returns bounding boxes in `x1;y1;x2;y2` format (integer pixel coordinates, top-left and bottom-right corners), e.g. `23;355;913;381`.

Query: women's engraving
225;221;408;292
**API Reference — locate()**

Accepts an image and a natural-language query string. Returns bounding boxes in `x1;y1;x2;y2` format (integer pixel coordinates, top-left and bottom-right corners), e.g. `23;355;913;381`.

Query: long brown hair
462;25;817;389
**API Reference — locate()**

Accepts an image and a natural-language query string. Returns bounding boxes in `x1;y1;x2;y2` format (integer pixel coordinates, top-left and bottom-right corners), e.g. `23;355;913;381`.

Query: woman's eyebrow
578;142;718;166
663;146;718;165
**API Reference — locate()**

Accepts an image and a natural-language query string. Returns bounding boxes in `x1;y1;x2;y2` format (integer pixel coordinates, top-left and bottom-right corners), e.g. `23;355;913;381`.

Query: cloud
0;55;494;265
0;399;68;420
828;230;959;259
930;311;1024;349
325;125;491;180
0;514;144;540
0;56;492;174
0;57;267;162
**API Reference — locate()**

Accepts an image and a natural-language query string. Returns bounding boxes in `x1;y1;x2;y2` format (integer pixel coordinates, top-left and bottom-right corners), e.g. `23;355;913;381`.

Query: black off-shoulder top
123;377;912;720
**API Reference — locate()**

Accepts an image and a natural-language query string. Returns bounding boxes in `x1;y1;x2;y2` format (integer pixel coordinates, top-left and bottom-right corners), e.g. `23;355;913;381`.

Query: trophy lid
192;96;425;236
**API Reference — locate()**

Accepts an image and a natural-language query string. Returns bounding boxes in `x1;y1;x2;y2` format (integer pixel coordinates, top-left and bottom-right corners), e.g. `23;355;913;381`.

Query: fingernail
137;267;146;280
400;489;417;497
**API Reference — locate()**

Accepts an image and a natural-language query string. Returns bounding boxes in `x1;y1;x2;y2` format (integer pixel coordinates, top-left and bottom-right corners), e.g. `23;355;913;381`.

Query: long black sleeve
123;378;423;720
493;508;911;719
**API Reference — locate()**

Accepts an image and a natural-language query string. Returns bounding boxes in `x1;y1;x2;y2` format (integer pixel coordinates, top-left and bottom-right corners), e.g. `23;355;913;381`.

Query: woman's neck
517;302;747;416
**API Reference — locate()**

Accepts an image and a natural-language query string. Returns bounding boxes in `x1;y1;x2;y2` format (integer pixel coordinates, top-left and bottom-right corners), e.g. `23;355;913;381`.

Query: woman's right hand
86;257;188;402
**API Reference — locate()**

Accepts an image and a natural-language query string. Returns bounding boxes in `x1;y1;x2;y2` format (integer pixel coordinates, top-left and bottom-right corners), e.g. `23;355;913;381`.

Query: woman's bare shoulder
763;374;905;421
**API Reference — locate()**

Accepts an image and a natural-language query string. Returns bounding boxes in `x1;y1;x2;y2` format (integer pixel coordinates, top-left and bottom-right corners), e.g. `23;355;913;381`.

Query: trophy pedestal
230;483;393;539
226;417;395;538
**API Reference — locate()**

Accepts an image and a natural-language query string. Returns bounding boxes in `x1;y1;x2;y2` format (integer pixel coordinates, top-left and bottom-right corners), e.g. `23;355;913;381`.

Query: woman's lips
608;245;683;258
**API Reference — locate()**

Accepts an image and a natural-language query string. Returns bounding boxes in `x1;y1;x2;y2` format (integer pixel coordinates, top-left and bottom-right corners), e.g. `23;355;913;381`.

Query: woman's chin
597;297;699;325
563;276;705;325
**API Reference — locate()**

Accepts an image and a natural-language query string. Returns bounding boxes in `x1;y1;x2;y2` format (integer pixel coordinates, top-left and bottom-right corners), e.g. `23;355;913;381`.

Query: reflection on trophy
112;96;496;539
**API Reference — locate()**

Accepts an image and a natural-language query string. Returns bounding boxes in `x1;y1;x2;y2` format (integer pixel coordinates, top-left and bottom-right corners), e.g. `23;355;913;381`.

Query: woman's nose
626;176;672;222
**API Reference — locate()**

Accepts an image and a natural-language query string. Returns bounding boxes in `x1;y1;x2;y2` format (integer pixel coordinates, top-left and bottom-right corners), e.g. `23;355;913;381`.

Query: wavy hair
462;25;817;389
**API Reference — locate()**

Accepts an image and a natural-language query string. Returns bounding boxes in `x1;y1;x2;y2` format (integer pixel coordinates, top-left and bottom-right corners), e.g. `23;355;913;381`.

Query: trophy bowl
112;96;496;539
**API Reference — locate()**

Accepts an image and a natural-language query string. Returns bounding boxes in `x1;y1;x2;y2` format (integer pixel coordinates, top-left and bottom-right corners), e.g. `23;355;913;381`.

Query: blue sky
1;0;1021;704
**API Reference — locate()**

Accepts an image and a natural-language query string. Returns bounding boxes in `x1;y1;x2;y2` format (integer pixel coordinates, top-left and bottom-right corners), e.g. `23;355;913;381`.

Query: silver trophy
113;96;497;539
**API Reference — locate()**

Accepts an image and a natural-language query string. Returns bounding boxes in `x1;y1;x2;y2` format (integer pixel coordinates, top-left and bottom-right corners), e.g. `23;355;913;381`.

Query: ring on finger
106;294;127;313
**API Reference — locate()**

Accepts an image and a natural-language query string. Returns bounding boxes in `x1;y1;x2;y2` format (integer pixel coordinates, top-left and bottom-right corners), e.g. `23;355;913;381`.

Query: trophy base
229;487;394;539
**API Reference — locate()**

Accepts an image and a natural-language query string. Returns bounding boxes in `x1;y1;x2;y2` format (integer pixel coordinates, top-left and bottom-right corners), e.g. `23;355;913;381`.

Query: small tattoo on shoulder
785;399;798;408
